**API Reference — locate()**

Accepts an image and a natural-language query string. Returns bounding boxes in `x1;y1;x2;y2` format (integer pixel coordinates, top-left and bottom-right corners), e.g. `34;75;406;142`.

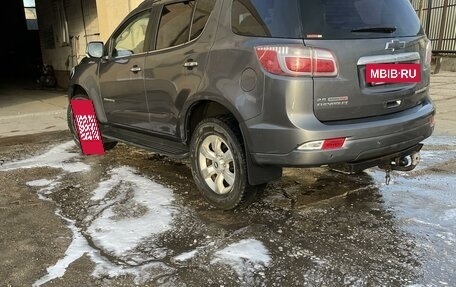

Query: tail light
298;137;346;151
255;45;338;77
425;40;432;67
322;138;346;150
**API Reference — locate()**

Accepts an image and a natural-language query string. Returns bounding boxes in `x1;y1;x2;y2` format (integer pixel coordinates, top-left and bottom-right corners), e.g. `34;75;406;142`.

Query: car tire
67;94;117;152
190;116;249;210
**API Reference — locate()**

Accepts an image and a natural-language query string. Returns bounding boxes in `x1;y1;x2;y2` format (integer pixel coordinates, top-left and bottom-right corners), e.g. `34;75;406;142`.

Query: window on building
23;0;38;30
53;0;70;45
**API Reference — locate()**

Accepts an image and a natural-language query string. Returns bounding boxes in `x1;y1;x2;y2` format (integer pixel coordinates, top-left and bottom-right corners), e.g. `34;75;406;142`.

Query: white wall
96;0;144;42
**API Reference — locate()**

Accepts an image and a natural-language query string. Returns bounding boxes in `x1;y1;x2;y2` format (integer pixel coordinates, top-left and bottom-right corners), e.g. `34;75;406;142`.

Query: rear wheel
67;94;117;152
190;116;249;210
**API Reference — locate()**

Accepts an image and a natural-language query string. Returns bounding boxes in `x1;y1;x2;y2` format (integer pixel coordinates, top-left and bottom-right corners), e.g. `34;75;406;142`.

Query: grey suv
68;0;435;209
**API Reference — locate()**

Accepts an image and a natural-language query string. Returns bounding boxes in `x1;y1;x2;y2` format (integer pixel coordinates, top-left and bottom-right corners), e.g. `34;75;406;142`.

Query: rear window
231;0;423;39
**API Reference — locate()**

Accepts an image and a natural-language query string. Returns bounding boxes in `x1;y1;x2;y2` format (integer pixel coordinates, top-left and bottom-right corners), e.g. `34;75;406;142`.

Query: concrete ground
1;118;455;287
0;80;67;138
0;72;454;138
0;73;454;286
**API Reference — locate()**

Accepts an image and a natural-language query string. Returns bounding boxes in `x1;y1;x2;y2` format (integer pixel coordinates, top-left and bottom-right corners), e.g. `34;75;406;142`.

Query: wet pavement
0;131;455;287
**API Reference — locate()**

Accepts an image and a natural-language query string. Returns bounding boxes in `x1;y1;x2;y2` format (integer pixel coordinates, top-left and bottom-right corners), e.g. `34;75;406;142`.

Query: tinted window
231;0;422;39
300;0;422;39
231;0;301;38
190;0;216;40
156;2;194;50
112;11;150;57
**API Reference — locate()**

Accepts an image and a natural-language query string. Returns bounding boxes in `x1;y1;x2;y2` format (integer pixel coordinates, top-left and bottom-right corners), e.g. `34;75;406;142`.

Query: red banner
70;99;105;155
366;64;421;84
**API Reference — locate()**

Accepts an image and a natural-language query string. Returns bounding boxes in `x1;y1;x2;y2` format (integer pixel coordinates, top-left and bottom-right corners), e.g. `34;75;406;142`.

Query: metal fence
410;0;456;54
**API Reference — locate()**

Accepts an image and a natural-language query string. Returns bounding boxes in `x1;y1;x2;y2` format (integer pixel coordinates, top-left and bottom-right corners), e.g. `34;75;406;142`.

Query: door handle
130;65;142;73
183;61;198;69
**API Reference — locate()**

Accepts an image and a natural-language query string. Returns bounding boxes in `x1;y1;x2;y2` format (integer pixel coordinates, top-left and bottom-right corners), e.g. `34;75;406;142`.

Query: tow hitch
379;151;421;185
328;144;424;185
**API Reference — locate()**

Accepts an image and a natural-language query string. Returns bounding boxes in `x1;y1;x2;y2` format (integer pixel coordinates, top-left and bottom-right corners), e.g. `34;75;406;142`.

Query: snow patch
33;215;89;287
26;179;54;187
26;177;62;201
211;239;271;278
33;166;177;285
87;167;176;259
414;150;456;171
6;142;178;285
441;209;456;222
90;171;121;201
1;141;90;173
33;207;175;286
173;250;198;262
423;136;456;147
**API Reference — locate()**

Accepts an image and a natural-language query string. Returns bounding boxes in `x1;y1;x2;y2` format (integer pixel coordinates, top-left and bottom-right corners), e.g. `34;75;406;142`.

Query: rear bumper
247;100;435;167
328;144;423;174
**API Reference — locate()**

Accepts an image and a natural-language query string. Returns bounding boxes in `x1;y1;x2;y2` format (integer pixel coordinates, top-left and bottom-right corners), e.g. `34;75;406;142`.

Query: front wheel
190;117;248;210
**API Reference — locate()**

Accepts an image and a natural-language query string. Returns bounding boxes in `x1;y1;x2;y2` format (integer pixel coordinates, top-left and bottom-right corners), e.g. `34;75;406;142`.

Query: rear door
99;10;151;129
300;0;429;122
144;0;217;138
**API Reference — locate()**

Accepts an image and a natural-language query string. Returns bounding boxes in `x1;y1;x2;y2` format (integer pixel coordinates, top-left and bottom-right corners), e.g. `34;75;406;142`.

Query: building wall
96;0;144;42
36;0;143;87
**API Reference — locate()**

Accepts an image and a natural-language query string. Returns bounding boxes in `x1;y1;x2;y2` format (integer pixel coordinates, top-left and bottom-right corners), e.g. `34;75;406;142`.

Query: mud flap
246;152;282;186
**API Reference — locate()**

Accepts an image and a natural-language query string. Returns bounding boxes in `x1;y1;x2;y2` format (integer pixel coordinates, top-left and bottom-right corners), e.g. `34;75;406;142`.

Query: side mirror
87;42;104;58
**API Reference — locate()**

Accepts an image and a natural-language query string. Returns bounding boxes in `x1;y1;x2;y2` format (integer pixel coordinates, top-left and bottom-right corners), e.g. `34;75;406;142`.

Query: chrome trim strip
357;52;420;65
414;86;429;94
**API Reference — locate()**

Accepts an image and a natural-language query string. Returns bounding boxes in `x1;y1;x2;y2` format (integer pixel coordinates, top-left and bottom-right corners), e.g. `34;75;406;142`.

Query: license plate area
365;63;421;84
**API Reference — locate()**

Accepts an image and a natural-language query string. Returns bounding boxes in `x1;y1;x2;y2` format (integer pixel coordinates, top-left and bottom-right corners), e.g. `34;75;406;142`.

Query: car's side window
190;0;216;41
156;1;194;50
231;0;269;37
112;10;150;58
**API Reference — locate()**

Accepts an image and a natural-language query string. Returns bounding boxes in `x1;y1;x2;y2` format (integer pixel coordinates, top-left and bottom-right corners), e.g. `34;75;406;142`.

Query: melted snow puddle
211;239;271;281
368;147;456;234
28;166;177;286
0;141;177;285
368;156;456;285
171;238;273;284
370;171;456;232
32;207;174;287
3;141;274;285
86;167;176;262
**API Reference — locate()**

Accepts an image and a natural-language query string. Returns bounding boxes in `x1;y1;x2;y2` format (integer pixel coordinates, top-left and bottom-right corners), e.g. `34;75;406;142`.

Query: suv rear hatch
237;0;431;122
300;0;430;122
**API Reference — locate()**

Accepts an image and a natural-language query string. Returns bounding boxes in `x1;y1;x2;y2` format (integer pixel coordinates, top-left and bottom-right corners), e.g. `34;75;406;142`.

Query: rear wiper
351;26;397;33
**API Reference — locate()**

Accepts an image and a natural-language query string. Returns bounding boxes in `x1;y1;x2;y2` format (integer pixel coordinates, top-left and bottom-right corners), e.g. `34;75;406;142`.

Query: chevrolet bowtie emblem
385;40;406;51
